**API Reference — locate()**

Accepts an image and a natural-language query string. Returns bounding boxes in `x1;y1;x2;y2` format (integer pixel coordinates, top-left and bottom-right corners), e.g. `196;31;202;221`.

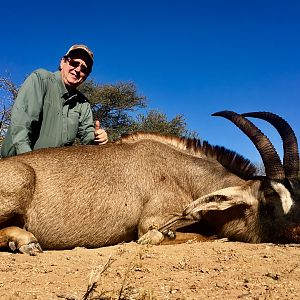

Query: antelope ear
183;184;258;217
159;183;259;232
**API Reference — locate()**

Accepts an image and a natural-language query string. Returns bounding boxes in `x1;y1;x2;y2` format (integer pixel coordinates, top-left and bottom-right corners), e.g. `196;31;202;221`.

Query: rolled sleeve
10;71;45;154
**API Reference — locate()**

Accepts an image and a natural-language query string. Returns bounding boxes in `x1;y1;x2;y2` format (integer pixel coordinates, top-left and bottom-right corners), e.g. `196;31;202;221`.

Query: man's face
60;53;91;89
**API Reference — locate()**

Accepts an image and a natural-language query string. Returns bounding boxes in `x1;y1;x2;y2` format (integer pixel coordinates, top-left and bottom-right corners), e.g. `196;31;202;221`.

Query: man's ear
59;57;67;70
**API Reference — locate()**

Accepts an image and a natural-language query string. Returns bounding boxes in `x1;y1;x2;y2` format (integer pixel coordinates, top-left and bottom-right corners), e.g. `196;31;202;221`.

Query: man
1;44;108;157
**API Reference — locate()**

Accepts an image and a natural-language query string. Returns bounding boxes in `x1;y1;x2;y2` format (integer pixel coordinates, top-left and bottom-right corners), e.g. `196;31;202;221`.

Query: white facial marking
271;182;293;214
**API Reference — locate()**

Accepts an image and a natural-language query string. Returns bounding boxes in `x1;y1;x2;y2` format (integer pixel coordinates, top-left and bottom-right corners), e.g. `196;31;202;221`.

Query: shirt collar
54;71;78;101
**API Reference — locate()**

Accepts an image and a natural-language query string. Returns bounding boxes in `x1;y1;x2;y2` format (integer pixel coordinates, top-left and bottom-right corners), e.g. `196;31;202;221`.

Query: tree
0;75;18;138
132;109;198;138
79;80;197;140
79;80;147;140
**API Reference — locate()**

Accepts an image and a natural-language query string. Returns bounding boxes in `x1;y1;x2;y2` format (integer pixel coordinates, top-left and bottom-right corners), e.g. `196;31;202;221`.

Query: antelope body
0;111;299;254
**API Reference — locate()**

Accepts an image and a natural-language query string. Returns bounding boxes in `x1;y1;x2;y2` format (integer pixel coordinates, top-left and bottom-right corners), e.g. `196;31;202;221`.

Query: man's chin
66;80;81;89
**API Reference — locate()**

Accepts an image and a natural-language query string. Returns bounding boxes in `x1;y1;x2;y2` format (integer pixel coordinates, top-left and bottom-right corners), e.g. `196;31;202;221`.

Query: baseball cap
65;44;94;65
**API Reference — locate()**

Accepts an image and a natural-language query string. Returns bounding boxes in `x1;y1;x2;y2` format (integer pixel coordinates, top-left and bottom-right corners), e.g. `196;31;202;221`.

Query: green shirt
1;69;95;157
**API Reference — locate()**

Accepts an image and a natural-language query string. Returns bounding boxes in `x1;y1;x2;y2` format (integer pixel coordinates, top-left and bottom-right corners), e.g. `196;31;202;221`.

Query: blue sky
1;0;299;164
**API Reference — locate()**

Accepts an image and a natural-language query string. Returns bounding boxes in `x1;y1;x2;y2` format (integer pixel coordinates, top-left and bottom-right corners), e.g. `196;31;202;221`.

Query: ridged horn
212;110;285;180
242;112;299;179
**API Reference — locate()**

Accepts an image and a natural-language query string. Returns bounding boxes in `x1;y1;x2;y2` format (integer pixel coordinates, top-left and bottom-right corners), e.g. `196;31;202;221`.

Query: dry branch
81;254;114;300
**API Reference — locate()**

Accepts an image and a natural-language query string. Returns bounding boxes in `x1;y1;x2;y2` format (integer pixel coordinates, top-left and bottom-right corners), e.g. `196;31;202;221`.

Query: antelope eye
262;188;277;216
264;188;276;199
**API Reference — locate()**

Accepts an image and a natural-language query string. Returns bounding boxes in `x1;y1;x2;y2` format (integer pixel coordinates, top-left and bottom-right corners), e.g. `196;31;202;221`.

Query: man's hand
94;120;108;145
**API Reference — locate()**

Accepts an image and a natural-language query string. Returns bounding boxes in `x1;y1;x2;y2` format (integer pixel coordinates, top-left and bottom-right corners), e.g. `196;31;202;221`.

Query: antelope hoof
161;229;176;240
18;242;43;255
138;229;164;245
9;240;43;255
0;226;43;255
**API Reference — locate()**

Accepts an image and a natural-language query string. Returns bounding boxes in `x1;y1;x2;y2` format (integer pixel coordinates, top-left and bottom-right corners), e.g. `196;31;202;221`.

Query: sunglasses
66;57;89;74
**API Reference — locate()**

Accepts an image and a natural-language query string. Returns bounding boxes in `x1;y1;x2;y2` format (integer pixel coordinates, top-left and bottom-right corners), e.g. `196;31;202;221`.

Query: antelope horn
212;110;285;180
242;112;299;179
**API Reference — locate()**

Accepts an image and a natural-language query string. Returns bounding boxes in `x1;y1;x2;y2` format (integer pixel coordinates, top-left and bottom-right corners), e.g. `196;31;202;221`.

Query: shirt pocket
67;109;80;142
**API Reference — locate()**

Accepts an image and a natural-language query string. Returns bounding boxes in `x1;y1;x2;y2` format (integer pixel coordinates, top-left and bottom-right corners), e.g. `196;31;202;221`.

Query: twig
287;264;299;274
81;254;114;300
117;253;139;300
117;265;130;299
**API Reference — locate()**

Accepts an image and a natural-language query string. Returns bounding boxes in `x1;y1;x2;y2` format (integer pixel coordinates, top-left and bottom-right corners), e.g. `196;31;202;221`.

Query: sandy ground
0;240;299;300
